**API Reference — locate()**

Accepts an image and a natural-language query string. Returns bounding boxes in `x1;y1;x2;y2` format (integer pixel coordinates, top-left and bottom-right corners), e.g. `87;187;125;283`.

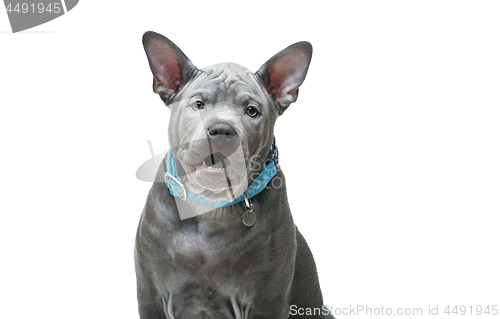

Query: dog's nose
207;123;237;138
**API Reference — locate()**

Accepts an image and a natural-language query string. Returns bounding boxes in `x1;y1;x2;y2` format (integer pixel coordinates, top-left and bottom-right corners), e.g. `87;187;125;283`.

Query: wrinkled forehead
184;62;268;103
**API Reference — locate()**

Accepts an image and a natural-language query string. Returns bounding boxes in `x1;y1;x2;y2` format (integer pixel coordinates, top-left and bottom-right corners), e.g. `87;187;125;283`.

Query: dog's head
143;31;312;201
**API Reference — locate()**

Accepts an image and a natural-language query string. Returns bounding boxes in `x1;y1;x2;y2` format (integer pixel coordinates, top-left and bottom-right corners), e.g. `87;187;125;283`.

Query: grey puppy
135;31;333;319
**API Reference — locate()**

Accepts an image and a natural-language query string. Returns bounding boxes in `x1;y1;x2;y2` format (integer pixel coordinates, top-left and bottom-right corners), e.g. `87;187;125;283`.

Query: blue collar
165;144;278;208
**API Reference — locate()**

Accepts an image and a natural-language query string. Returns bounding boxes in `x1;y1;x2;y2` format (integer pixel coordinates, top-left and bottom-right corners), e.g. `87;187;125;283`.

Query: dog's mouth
193;152;237;180
179;147;248;200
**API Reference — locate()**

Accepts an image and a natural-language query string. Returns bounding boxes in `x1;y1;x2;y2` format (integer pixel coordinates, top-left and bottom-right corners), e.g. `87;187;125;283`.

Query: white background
1;1;499;318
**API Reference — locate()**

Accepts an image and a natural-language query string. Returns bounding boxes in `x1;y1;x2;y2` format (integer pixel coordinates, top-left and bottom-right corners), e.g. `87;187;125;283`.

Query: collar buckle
165;171;187;201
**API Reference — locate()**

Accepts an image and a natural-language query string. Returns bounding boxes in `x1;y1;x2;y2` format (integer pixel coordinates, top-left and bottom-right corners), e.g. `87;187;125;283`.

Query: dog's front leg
136;267;167;319
135;236;171;319
138;300;167;319
136;271;170;319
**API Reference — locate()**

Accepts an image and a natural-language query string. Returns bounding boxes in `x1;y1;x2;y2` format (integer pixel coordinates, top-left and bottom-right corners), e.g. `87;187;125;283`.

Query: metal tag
242;207;255;227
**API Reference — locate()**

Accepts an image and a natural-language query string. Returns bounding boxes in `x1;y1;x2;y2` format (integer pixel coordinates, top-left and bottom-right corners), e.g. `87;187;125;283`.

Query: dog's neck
166;138;278;200
165;138;280;222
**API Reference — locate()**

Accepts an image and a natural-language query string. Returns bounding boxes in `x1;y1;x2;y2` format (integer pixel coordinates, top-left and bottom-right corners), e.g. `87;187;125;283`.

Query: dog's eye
246;106;259;117
193;101;204;110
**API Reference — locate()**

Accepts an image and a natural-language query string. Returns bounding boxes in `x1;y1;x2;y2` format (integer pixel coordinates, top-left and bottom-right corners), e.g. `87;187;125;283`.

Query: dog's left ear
256;41;312;114
142;31;199;103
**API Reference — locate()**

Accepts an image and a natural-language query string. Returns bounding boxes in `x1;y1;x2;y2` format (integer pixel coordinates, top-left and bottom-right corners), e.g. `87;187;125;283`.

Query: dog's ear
142;31;198;103
256;41;312;114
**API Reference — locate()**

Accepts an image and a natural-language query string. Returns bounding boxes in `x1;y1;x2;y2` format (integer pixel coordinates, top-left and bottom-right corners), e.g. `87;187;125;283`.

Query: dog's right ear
142;31;198;103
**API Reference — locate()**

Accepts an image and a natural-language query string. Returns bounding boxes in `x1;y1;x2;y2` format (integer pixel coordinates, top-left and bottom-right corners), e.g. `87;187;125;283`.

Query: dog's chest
157;226;261;317
166;220;258;276
169;230;230;271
